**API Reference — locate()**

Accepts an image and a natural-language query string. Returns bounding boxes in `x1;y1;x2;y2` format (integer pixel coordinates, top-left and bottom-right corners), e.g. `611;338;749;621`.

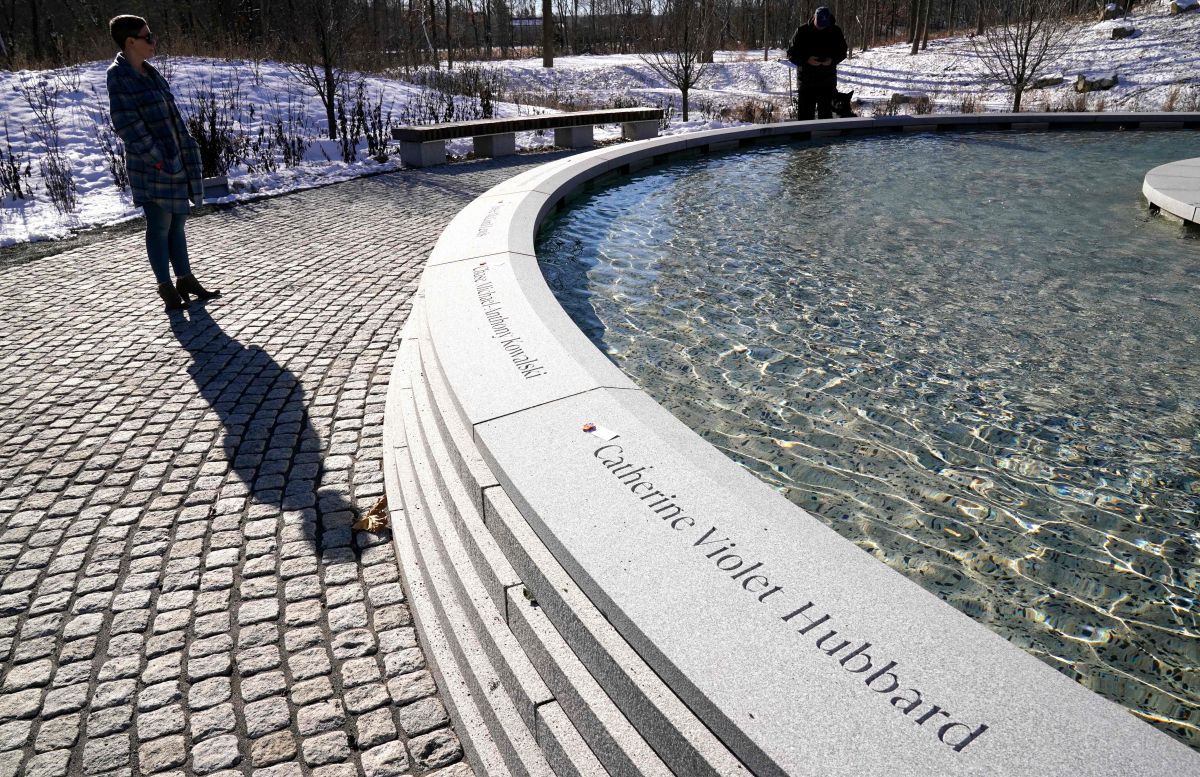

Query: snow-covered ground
1;0;1196;247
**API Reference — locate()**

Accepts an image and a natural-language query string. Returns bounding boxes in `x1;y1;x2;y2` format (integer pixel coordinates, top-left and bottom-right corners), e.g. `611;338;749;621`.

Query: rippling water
537;130;1200;749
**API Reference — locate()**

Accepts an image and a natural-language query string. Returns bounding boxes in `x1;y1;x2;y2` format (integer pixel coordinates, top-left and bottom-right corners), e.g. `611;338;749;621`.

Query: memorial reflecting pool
537;130;1200;750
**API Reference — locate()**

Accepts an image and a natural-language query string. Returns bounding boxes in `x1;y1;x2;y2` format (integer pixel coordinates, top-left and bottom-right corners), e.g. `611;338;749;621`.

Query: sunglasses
132;32;157;44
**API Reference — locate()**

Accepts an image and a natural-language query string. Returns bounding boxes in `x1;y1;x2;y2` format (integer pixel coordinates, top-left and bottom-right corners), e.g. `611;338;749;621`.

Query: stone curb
387;113;1200;776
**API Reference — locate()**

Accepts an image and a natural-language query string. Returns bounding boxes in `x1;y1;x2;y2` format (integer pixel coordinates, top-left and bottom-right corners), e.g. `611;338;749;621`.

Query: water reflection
537;130;1200;750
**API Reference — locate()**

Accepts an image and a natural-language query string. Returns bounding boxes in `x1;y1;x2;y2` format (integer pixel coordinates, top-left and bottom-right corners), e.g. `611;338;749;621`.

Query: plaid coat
107;53;203;213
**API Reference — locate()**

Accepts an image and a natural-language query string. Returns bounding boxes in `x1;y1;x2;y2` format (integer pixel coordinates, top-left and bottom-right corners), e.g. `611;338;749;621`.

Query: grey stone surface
190;733;241;774
407;728;464;770
138;735;187;774
478;383;1200;775
301;731;351;767
0;157;543;777
355;708;398;750
397;697;450;737
387;671;437;706
243;697;290;738
22;750;70;777
422;254;635;428
1143;155;1200;224
361;741;410;777
393;118;1200;777
250;731;296;768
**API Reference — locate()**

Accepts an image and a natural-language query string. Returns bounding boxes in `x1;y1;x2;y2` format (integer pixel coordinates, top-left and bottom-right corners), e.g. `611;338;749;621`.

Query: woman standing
107;15;221;311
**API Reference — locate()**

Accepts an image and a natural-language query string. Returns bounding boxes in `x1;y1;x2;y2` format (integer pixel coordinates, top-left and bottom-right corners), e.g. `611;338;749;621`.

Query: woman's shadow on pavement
169;304;359;555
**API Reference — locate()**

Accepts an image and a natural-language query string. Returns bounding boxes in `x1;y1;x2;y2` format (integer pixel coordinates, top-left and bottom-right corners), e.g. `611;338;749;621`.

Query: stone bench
392;107;664;167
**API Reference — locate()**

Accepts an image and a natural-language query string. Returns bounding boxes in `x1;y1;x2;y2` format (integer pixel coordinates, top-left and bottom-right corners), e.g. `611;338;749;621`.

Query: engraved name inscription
474;263;547;380
592;437;991;753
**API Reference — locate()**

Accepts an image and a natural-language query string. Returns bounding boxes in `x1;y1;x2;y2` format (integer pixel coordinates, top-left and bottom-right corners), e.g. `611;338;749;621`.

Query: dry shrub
911;95;935;114
1052;92;1091;112
1163;85;1200;112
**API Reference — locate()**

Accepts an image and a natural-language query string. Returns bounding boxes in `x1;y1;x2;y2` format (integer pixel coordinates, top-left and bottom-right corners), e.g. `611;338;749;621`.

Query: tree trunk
681;88;689;121
920;0;931;49
323;59;338;138
542;0;553;66
762;0;768;61
907;0;919;43
909;0;923;53
946;0;956;36
428;0;439;68
445;0;453;68
1013;86;1023;112
27;0;39;61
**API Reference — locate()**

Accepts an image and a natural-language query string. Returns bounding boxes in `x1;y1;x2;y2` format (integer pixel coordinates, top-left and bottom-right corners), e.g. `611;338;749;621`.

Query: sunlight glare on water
537;130;1200;750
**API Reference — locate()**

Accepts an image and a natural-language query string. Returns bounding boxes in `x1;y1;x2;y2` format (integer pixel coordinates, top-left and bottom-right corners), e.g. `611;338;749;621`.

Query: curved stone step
396;353;605;777
405;304;748;777
382;353;516;777
405;322;676;777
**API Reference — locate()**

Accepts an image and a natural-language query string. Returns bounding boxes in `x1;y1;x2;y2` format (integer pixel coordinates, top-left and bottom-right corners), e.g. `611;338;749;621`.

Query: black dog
831;89;857;118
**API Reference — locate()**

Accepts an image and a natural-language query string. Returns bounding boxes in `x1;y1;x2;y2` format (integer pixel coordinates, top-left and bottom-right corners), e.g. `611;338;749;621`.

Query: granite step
405;321;674;777
408;307;749;777
396;346;604;777
383;334;516;777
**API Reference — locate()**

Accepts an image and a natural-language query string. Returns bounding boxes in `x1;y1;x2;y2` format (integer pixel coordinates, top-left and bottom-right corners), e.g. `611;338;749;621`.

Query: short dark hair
109;15;147;49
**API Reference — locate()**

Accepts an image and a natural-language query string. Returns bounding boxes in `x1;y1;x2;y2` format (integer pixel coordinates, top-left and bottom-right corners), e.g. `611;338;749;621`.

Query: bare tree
972;0;1072;111
283;0;357;139
640;0;710;120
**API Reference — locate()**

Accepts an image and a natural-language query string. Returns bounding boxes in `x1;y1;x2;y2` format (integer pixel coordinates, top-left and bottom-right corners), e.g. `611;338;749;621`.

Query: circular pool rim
384;112;1200;777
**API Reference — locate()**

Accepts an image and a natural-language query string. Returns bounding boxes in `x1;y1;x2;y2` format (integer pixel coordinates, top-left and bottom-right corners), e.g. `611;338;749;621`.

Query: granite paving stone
135;705;185;740
191;703;237;742
243;697;290;738
355;708;398;750
290;677;335;706
40;683;88;717
22;750;71;777
387;671;438;707
407;729;464;770
302;731;352;768
190;733;242;774
86;705;133;737
138;735;187;774
361;742;410;777
32;713;78;752
240;671;286;702
0;157;532;777
344;683;390;715
83;732;131;773
251;731;297;768
0;720;30;751
397;697;451;737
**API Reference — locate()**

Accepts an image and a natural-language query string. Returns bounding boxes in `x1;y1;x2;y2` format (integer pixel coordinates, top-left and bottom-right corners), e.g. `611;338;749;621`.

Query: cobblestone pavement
0;153;564;777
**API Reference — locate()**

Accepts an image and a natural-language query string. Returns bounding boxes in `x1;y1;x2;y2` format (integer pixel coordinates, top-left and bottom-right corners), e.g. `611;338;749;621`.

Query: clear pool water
537;130;1200;750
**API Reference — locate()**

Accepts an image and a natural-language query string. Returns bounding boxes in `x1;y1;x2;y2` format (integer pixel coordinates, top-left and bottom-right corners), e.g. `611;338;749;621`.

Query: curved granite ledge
1144;156;1200;224
390;113;1200;776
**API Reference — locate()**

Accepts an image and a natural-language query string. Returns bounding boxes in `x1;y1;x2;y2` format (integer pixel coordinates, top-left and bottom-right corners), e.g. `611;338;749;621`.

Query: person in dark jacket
107;15;220;311
787;7;848;120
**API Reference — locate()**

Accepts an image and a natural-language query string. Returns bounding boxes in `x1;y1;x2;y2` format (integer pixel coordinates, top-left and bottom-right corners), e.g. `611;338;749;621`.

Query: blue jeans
144;202;191;285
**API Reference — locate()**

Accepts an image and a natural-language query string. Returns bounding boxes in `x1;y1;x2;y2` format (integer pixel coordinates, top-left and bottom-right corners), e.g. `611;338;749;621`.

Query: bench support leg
473;133;517;158
621;120;659;141
400;140;447;168
554;126;594;149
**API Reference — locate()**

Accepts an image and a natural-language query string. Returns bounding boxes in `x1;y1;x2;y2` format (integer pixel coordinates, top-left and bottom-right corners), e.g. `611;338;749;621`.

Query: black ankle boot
158;283;187;311
176;274;221;303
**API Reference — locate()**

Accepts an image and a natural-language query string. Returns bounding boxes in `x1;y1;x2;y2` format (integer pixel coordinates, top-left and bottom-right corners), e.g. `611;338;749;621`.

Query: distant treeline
4;0;1103;71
